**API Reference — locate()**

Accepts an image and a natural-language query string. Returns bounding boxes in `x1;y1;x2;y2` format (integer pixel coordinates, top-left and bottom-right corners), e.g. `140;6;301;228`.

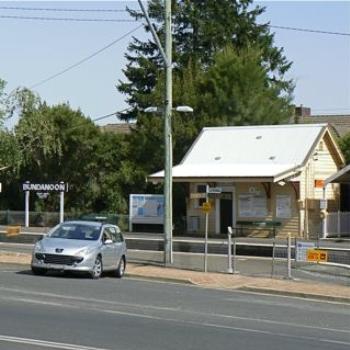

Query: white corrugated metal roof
150;124;328;181
151;163;297;179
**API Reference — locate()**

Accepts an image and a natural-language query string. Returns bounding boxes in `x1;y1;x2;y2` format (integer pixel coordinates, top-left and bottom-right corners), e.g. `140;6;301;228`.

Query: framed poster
129;194;164;225
276;195;292;218
239;193;267;217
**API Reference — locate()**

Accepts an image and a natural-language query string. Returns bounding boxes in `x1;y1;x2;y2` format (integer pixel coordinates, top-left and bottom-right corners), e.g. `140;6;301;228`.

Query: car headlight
76;247;94;257
34;241;44;253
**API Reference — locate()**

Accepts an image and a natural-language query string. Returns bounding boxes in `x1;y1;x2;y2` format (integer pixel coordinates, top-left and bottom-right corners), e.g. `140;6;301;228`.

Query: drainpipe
321;185;328;238
304;162;309;239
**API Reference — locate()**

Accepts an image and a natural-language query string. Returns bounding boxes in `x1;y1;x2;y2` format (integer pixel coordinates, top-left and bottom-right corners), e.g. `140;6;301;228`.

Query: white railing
327;211;350;237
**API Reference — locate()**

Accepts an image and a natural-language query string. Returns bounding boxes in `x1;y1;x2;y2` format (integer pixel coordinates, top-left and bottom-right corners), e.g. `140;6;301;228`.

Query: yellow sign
6;226;21;237
307;249;328;262
201;201;212;213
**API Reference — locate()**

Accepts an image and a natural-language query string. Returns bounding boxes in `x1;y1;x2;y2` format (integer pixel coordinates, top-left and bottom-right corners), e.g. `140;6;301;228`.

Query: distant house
150;124;345;238
99;123;135;134
293;106;350;138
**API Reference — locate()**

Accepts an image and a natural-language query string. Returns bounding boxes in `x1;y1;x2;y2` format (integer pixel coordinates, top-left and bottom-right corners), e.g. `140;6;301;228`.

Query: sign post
202;186;213;272
60;190;64;224
25;189;30;228
201;186;222;272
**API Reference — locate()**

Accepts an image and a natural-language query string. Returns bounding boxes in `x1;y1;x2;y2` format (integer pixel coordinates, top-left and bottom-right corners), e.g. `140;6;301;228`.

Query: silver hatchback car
31;220;127;279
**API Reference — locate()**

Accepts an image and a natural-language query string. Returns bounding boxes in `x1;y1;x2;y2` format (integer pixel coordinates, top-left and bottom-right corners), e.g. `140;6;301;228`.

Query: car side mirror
104;239;113;245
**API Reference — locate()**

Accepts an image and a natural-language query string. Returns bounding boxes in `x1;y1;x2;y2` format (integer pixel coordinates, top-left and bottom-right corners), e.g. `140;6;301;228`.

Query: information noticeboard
296;241;316;262
129;194;164;226
239;193;267;217
276;195;292;218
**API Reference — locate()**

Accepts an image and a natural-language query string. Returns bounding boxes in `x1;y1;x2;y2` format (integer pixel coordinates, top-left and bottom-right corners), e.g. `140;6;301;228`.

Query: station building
150;124;345;239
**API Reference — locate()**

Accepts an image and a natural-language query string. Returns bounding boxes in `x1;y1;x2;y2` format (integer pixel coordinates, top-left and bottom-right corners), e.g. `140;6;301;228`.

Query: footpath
1;249;350;304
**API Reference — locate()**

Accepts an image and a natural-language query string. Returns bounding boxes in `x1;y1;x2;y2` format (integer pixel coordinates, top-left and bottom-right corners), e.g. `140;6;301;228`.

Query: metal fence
0;211;130;232
327;211;350;237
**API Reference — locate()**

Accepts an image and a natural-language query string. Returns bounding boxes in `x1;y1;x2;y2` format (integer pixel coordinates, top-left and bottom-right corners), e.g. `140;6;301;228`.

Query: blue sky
1;1;349;128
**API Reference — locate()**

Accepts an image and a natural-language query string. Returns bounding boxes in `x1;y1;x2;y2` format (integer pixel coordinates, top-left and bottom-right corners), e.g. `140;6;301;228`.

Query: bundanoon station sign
22;182;69;227
22;181;68;192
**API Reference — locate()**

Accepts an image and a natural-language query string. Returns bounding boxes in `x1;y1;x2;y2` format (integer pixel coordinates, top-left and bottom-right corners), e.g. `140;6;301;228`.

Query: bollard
232;232;239;274
271;234;276;278
227;226;233;274
286;233;292;280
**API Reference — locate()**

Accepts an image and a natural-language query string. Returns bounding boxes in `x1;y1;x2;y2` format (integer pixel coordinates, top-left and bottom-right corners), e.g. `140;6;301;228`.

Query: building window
195;184;207;208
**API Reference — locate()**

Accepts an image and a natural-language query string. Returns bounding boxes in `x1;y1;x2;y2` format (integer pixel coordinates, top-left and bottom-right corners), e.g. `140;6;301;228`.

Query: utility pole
164;0;173;265
138;0;173;265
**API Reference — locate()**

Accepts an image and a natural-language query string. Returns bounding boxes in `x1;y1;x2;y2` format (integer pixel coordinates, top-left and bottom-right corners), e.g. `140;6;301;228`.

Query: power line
0;15;137;23
69;109;130;131
270;25;350;37
0;6;130;12
30;25;143;89
0;11;349;37
93;111;119;123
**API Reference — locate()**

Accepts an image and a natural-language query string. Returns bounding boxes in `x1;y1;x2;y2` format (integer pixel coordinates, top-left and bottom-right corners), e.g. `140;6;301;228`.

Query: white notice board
276;195;292;218
296;241;316;262
239;194;267;217
129;194;164;229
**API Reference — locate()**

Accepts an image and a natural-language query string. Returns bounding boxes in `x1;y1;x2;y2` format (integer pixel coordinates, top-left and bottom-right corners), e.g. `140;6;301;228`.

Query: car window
108;226;124;243
102;227;114;243
49;223;100;240
116;231;124;243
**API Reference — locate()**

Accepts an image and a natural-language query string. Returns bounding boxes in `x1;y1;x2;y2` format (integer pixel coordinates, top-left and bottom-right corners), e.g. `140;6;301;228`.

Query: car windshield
49;223;101;241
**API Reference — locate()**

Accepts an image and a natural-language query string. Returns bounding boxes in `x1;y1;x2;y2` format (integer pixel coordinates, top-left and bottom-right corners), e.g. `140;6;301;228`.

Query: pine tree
117;0;293;121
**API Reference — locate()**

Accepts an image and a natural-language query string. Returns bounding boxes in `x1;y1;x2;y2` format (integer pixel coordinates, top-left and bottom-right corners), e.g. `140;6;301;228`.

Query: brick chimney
294;105;311;123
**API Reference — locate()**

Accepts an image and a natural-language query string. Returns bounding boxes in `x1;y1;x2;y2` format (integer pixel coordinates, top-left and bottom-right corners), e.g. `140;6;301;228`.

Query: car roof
62;220;104;228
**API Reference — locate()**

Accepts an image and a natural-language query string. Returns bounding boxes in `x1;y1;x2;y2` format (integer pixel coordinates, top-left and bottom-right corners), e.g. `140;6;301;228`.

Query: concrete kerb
1;250;350;304
238;286;350;304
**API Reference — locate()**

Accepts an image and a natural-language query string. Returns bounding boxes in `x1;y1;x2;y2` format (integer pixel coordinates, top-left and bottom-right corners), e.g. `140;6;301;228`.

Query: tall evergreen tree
117;0;293;121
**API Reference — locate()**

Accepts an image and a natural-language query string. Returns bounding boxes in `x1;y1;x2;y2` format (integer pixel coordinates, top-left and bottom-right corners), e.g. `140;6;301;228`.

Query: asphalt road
1;242;349;286
0;263;350;350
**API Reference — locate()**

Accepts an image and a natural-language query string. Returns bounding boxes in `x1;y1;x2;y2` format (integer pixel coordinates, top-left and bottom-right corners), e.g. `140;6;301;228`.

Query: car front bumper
31;252;96;272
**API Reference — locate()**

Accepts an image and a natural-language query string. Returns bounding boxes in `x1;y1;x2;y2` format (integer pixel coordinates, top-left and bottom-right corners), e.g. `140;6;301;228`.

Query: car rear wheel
31;266;47;276
116;256;126;278
90;256;103;279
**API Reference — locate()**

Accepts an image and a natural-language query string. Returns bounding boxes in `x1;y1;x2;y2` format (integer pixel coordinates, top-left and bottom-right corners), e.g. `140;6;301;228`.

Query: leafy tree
0;78;7;123
339;133;350;164
13;100;127;213
194;46;293;127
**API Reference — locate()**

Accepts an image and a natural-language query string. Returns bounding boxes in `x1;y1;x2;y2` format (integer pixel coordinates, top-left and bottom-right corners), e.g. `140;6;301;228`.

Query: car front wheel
116;256;126;278
90;256;103;279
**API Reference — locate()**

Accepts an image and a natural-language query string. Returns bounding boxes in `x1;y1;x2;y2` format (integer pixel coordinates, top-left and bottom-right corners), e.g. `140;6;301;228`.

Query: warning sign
6;226;21;237
201;201;212;213
307;249;328;262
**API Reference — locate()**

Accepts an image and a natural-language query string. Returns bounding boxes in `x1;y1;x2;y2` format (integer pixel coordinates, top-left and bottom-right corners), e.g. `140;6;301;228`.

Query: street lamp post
138;0;173;265
163;0;173;265
139;0;193;265
144;105;193;265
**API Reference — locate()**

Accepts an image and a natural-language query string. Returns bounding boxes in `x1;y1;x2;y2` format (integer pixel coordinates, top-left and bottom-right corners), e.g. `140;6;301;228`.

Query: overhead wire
0;6;349;37
68;108;131;131
0;15;137;23
0;14;349;37
0;6;130;12
30;24;143;89
270;25;350;37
